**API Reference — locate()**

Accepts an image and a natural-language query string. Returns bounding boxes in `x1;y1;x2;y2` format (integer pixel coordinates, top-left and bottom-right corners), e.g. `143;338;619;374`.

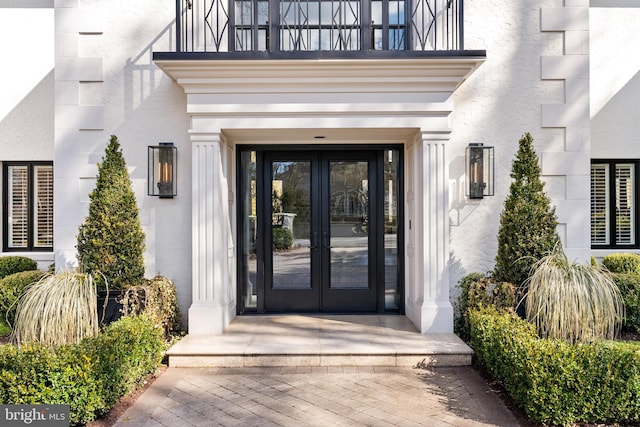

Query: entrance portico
153;57;484;334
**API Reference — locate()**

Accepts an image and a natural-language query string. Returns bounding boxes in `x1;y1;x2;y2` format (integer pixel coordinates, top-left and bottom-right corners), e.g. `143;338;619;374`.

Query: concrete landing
167;315;473;368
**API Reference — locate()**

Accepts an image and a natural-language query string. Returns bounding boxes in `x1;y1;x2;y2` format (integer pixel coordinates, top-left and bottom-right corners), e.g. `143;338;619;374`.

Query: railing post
459;0;464;50
176;0;182;52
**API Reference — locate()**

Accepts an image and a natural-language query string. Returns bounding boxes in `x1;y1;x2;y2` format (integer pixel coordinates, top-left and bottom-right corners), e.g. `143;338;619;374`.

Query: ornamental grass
12;272;99;346
525;244;624;343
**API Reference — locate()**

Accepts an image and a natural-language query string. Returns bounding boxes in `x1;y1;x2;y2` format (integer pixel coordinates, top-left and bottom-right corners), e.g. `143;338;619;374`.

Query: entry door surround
166;60;478;336
187;132;454;335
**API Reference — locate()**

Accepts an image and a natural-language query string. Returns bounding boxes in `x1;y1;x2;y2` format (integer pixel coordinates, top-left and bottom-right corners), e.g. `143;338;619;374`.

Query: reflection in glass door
264;154;321;311
271;160;312;290
327;160;369;290
321;153;377;311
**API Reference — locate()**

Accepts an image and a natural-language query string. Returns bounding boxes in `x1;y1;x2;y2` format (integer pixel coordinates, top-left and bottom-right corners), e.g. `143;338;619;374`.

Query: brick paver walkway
114;366;520;426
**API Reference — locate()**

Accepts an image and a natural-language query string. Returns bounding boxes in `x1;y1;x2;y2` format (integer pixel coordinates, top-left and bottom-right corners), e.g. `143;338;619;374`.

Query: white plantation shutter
615;163;635;245
7;165;29;248
4;163;54;251
591;164;609;245
33;165;54;248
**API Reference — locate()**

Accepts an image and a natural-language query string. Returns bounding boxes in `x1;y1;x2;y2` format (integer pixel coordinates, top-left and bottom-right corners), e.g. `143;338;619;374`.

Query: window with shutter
7;165;29;249
3;162;54;251
591;163;609;245
33;165;54;248
615;164;634;245
591;160;639;248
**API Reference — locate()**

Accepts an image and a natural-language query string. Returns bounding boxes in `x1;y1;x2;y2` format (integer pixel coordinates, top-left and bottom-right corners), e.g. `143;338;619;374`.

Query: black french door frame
236;145;404;314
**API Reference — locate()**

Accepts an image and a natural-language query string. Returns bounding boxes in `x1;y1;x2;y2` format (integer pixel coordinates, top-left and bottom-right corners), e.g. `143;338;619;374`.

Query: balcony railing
174;0;464;54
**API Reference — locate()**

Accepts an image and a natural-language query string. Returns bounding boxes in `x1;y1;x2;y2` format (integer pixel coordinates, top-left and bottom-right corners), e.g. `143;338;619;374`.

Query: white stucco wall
54;1;192;319
0;8;54;160
590;7;640;158
449;0;562;285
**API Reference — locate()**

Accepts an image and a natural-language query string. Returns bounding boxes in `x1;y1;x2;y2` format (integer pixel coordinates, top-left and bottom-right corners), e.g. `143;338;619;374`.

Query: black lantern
465;143;494;199
148;143;177;198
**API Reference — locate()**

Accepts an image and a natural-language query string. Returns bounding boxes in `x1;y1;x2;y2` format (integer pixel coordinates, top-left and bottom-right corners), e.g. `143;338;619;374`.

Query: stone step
167;315;473;368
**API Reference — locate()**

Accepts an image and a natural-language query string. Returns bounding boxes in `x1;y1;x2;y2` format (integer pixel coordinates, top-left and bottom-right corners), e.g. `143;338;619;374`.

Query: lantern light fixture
465;143;494;199
148;142;177;198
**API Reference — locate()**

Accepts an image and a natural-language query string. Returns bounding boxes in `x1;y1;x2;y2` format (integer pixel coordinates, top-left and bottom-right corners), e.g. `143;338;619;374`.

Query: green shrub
0;343;105;425
272;227;293;250
76;135;146;289
612;273;640;332
0;315;165;425
121;275;182;338
83;315;165;409
0;256;37;279
0;319;10;337
603;253;640;275
494;133;560;291
470;307;640;426
454;273;515;342
0;270;46;327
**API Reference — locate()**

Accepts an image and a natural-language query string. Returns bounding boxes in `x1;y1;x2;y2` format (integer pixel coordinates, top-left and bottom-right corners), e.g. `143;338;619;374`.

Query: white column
189;133;235;334
407;132;452;333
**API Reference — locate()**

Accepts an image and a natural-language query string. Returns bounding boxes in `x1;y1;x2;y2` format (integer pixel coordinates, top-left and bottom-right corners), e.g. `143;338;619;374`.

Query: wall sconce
465;143;494;199
148;143;177;198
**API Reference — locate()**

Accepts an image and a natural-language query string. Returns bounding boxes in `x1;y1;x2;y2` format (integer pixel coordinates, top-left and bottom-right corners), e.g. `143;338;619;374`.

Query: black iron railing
175;0;463;53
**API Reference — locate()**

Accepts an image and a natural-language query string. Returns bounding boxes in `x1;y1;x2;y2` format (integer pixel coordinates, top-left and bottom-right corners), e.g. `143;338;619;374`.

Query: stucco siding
448;0;585;294
590;7;640;158
0;8;54;161
53;1;192;319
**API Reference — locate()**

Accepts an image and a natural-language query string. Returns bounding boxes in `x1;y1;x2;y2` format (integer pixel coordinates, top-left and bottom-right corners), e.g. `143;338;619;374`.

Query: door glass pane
385;149;399;309
329;160;369;289
240;151;258;309
272;161;312;289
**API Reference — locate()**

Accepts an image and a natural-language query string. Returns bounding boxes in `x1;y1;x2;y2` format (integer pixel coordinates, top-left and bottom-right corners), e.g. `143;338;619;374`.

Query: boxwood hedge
470;306;640;426
0;270;47;327
0;256;38;279
0;315;165;425
602;252;640;275
612;273;640;332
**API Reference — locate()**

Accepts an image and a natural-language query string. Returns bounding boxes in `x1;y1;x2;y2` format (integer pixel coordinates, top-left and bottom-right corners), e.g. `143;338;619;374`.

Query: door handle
322;231;331;249
308;232;318;250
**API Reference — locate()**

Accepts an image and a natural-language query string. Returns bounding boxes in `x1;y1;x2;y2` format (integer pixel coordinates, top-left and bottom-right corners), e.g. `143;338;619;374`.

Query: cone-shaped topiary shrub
494;132;560;297
76;135;146;289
